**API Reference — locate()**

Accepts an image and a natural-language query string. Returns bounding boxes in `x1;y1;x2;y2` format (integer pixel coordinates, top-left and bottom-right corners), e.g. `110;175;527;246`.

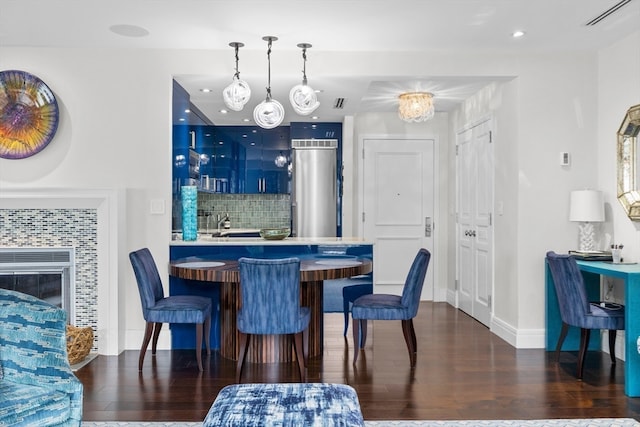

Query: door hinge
489;213;492;226
362;149;365;159
455;279;458;291
456;145;459;155
362;212;365;222
489;131;493;143
488;295;492;309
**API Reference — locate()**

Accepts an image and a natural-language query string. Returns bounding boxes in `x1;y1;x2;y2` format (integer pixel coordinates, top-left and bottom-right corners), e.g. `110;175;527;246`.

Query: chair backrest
545;251;590;327
238;257;302;335
400;248;431;318
129;248;165;320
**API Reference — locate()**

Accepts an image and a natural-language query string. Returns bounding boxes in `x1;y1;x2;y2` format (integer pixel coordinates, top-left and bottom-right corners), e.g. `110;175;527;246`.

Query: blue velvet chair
129;248;212;371
546;251;625;379
351;248;431;366
0;288;83;426
237;257;310;382
342;280;373;336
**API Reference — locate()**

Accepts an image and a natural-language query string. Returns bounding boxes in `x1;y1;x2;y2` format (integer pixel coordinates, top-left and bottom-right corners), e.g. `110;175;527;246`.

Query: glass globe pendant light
289;43;319;116
253;36;284;129
222;42;251;111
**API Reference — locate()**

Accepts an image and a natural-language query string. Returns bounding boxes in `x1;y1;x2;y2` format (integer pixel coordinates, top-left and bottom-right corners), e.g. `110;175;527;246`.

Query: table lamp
569;189;604;251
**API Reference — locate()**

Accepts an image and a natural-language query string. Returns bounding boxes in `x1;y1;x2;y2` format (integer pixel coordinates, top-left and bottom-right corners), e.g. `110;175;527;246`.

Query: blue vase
181;185;198;241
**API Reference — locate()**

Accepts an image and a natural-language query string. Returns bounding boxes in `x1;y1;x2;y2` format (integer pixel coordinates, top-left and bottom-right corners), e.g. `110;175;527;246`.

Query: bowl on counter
259;228;291;240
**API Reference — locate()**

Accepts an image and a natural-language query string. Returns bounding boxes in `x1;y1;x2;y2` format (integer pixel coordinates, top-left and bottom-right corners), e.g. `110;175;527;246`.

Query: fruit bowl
259;228;291;240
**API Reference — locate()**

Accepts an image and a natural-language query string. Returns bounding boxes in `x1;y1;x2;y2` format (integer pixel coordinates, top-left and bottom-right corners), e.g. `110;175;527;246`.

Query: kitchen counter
171;236;374;246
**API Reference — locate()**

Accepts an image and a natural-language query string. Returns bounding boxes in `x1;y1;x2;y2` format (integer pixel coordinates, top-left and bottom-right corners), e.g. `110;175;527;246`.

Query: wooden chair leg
402;319;417;367
204;315;212;355
608;329;617;365
577;328;591;380
555;323;569;362
293;331;306;382
195;323;204;372
139;322;154;371
151;322;162;355
352;317;360;365
236;332;250;383
360;320;368;347
343;296;351;336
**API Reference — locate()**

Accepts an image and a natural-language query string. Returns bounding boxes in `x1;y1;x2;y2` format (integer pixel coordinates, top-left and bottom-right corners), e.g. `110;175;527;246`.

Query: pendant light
289;43;319;116
222;42;251;111
254;36;284;129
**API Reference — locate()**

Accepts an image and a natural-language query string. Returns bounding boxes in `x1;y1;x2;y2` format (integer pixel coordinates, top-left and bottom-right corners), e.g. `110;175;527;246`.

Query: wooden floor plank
76;302;640;422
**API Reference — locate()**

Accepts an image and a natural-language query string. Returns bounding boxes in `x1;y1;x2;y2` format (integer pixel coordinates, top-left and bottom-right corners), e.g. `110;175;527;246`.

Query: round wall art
0;70;59;159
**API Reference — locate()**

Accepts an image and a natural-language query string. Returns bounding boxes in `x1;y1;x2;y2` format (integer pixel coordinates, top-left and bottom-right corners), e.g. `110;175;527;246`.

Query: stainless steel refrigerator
291;139;338;237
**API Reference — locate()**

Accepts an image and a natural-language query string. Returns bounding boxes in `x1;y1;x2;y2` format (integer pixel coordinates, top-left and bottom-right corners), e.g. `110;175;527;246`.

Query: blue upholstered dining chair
546;251;625;379
129;248;212;371
237;257;310;382
351;248;431;366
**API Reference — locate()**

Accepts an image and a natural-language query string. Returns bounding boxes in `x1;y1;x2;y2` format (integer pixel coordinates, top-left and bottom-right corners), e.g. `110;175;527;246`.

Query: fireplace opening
0;248;74;323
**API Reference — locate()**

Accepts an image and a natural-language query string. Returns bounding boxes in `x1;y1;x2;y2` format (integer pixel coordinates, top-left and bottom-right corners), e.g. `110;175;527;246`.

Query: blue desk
545;259;640;396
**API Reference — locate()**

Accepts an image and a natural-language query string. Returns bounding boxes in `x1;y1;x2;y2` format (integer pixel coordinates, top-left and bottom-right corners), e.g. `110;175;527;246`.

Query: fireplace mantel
0;188;121;355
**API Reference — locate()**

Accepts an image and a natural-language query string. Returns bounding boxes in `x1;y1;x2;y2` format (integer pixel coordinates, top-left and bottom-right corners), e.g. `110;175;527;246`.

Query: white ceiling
2;0;639;125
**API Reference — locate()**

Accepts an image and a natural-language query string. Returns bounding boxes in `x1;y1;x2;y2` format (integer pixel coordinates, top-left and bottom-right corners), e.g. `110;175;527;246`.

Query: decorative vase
181;185;198;241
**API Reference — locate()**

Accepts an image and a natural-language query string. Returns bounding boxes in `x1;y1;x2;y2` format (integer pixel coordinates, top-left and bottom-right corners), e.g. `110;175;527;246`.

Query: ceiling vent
585;0;633;26
333;98;346;109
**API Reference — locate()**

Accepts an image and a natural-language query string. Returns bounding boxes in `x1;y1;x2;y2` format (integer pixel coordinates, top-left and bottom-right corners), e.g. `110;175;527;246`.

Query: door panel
363;138;434;299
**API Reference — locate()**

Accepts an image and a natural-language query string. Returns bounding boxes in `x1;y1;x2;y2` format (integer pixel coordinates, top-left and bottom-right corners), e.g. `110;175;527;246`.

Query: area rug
82;418;640;426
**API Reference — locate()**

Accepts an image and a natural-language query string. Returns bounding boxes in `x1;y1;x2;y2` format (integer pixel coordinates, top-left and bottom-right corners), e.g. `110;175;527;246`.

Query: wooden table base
220;280;324;363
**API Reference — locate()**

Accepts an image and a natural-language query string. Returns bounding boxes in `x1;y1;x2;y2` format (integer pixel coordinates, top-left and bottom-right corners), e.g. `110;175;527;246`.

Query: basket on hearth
66;324;93;365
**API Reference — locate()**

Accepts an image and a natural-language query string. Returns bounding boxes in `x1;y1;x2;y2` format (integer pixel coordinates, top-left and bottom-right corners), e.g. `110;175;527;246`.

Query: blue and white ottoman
203;383;365;426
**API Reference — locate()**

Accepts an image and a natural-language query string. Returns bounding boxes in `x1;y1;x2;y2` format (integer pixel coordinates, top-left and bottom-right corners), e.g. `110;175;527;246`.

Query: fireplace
0;248;74;322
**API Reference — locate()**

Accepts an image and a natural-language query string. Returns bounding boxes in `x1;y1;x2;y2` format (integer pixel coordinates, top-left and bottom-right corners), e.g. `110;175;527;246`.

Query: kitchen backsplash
197;193;291;230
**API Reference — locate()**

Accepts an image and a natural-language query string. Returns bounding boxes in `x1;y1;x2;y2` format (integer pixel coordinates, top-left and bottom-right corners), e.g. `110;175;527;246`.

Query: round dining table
169;255;372;363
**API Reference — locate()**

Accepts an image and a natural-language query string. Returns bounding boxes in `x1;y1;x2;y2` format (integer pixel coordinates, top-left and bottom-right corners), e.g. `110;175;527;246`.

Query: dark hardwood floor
76;302;640;422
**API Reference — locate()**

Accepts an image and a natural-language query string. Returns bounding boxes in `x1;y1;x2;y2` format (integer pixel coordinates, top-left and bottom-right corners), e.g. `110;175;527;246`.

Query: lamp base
577;222;597;252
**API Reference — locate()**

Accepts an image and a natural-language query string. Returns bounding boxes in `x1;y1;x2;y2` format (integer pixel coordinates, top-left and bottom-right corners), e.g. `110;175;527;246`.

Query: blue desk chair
546;251;625;379
237;257;310;382
351;248;431;366
129;248;212;371
342;280;373;336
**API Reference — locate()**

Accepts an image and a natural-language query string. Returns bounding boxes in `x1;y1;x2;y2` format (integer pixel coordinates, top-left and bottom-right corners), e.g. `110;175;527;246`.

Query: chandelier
253;36;285;129
222;42;251;111
398;92;435;123
289;43;320;116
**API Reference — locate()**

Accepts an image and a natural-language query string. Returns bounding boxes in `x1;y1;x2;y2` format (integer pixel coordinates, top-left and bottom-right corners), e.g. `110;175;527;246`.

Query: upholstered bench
203;383;364;426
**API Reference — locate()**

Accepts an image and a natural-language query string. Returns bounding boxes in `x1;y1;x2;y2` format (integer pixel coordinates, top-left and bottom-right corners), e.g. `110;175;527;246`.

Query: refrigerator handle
291;202;297;237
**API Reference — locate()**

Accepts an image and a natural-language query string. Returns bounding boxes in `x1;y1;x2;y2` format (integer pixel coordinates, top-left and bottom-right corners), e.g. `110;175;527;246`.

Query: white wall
0;44;623;351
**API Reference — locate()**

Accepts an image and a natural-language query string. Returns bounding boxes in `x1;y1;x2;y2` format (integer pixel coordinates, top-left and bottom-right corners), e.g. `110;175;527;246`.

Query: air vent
0;248;72;265
291;139;338;149
333;98;346;109
585;0;632;26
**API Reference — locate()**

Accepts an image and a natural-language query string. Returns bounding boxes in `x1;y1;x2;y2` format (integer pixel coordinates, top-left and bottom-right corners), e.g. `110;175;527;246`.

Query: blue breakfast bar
545;258;640;397
169;237;373;363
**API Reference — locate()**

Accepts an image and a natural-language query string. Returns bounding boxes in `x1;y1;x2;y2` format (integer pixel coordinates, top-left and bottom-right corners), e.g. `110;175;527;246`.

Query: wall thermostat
560;152;570;166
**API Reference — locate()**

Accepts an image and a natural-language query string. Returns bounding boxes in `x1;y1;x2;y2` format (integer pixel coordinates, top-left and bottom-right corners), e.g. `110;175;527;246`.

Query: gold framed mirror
617;104;640;220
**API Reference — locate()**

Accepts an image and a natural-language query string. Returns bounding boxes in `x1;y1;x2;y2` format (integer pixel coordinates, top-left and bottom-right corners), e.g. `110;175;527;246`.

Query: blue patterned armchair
0;288;83;426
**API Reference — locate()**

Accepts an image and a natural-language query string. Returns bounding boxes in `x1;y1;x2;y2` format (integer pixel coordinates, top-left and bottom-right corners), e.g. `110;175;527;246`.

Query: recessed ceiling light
184;109;190;113
200;88;212;93
109;24;149;38
178;118;185;122
243;118;250;122
512;30;526;38
311;116;319;120
220;109;228;114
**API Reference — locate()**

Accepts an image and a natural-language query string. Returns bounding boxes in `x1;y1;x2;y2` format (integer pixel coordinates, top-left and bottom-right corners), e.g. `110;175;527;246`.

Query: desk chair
351;248;431;366
546;251;625;379
129;248;212;371
237;257;310;382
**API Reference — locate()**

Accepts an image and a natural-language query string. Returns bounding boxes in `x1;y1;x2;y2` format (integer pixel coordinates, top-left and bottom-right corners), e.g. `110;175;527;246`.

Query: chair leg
555;323;570;362
236;332;250;383
360;319;368;347
577;328;591;380
151;322;162;355
352;317;360;365
139;322;154;371
303;327;309;365
608;329;617;365
195;323;204;372
204;315;212;356
343;295;351;336
293;331;306;382
402;319;417;367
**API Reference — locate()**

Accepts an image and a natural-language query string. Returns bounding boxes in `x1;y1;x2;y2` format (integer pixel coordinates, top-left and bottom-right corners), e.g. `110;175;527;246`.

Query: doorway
359;137;435;299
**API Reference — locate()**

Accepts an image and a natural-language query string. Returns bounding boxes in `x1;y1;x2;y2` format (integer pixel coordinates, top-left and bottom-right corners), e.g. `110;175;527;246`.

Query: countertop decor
259;227;290;240
0;70;59;159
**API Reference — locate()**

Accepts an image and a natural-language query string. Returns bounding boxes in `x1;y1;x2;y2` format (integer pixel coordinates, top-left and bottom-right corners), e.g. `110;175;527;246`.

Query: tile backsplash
197;193;291;230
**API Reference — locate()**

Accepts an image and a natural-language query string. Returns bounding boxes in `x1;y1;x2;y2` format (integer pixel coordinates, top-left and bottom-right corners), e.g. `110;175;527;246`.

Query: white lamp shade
569;190;604;222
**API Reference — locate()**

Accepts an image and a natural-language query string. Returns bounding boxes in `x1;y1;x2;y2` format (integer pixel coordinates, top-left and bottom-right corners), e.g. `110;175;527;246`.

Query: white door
362;138;435;299
456;119;493;326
